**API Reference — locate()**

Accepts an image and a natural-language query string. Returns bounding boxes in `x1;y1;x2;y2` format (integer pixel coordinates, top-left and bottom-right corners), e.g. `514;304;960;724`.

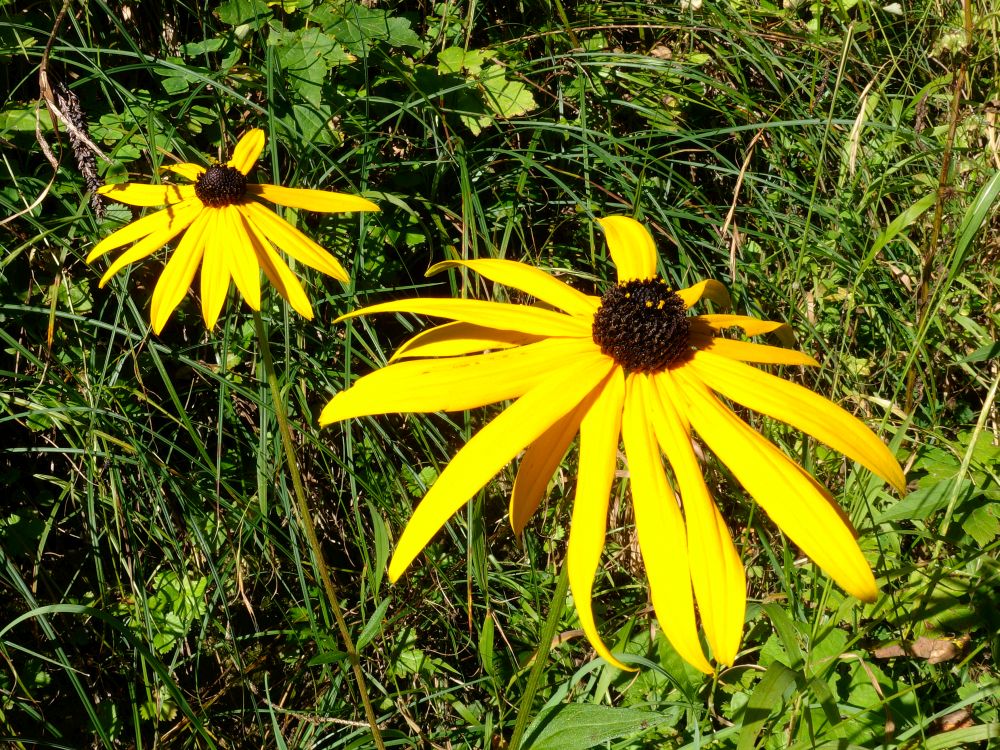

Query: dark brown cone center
195;165;247;207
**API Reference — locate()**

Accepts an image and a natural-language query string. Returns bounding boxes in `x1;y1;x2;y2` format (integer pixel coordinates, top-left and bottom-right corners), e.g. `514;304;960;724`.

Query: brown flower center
195;165;247;207
591;278;691;373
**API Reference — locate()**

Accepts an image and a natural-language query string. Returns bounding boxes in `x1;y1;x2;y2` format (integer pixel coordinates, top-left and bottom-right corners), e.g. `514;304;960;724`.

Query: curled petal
97;182;193;207
688;350;906;493
623;374;712;674
567;367;629;670
428;259;600;318
597;216;658;282
675;369;878;602
391;322;544;362
695;314;792;341
675;280;731;310
160;163;205;181
387;351;615;580
228;128;266;174
247;183;379;213
320;337;599;424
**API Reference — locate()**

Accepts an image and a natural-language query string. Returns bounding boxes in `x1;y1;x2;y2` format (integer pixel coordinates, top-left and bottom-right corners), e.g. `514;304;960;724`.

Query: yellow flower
319;216;906;673
88;129;379;333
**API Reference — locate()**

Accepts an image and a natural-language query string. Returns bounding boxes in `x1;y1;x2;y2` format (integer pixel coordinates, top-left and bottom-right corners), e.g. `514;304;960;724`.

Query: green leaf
736;662;799;750
316;2;421;57
216;0;270;28
522;704;674;750
956;340;1000;364
962;503;1000;546
269;28;350;107
869;192;936;256
479;64;537;120
356;598;390;651
875;477;975;523
438;46;487;75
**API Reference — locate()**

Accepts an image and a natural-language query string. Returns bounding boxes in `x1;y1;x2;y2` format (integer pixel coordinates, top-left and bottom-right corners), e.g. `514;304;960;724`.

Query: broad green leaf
962;503;1000;546
735;662;799;750
875;477;975;523
216;0;270;28
356;598;390;650
523;704;674;750
479;64;537;120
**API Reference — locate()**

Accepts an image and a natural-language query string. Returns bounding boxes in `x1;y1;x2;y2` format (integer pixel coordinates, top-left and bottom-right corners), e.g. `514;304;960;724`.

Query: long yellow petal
674;369;878;602
391;322;544;362
228;128;265;175
222;205;262;310
675;280;731;310
688;351;906;493
241;201;349;281
97;182;194;207
88;198;203;262
240;211;313;319
337;298;590;338
150;210;212;334
200;210;230;329
160;162;205;181
597;216;658;282
246;183;379;213
510;397;590;535
651;371;745;666
97;203;202;286
695;337;819;367
695;314;789;337
428;259;600;318
388;351;615;580
622;374;712;674
566;367;630;670
319;337;598;425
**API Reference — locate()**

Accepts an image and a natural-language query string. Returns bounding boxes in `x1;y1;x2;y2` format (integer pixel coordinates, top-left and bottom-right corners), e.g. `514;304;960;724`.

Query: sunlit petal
247;183;379;213
652;371;745;666
336;298;590;338
388;352;615;580
428;259;600;318
98;203;202;286
97;182;193;207
510;397;590;535
695;337;819;367
222;206;262;310
227;128;265;174
160;163;205;181
240;212;314;319
622;374;712;673
320;338;599;425
200;211;230;329
391;322;544;362
241;201;349;281
150;210;212;334
689;350;906;493
675;280;731;310
566;368;630;670
675;369;878;602
88;198;202;263
597;216;658;282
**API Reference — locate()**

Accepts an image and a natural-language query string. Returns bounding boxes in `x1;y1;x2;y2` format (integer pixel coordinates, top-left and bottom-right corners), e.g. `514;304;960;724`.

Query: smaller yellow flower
89;129;379;333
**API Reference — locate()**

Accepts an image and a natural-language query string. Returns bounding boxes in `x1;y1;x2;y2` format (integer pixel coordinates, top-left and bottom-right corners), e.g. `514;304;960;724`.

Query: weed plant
1;0;998;747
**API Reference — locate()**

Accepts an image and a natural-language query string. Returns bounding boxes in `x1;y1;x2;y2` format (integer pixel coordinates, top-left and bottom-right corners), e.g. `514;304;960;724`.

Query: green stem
508;563;570;750
253;312;385;750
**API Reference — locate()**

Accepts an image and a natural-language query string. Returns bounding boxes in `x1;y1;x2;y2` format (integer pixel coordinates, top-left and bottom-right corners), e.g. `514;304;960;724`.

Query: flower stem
508;563;570;750
253;312;385;750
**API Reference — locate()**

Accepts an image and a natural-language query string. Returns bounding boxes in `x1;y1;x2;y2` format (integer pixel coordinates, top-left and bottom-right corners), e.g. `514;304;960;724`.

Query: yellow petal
160;163;205;181
390;322;544;362
150;209;211;334
200;210;230;329
320;337;599;425
566;367;631;670
241;201;349;281
695;314;788;337
696;337;819;367
98;202;202;286
674;369;878;602
246;183;379;213
387;351;615;580
688;350;906;494
228;128;265;175
622;373;712;674
222;206;261;310
596;216;658;282
337;298;590;338
241;211;313;319
651;371;745;666
88;198;203;263
675;280;731;310
510;398;589;535
428;259;600;317
97;182;194;207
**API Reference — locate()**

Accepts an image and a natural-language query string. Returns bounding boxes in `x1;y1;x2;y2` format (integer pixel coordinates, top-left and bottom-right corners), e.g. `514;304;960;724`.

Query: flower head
319;216;906;673
89;129;379;333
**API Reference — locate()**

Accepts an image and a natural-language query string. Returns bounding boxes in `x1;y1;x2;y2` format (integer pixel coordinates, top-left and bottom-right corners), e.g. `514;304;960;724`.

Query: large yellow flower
319;216;906;673
88;129;379;333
